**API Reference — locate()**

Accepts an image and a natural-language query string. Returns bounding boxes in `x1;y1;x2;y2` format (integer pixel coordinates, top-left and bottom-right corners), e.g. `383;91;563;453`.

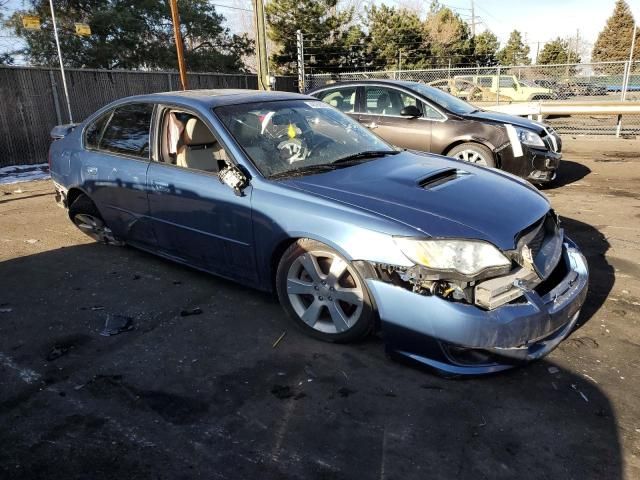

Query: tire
69;194;123;245
276;238;375;343
447;143;496;168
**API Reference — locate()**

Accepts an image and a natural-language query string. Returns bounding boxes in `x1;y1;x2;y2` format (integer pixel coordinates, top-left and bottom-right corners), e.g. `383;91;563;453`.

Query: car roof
114;89;314;108
308;79;426;92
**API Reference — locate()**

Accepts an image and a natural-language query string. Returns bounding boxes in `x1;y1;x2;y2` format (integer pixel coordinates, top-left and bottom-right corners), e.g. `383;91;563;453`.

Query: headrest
184;118;216;146
232;114;261;145
377;93;390;109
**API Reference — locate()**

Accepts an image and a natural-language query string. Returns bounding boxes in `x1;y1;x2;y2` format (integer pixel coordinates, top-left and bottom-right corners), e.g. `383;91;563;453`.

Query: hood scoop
418;168;470;190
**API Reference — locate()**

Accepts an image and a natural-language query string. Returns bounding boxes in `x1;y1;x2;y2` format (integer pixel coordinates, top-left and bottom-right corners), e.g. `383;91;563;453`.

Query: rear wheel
69;195;122;245
447;143;496;168
276;239;375;343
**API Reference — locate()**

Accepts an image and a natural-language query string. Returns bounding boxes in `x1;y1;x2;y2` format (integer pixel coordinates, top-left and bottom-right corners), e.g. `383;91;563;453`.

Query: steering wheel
263;120;310;164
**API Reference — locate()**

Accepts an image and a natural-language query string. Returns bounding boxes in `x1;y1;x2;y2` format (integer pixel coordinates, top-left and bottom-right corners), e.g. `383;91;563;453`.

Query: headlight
515;127;545;148
394;238;511;278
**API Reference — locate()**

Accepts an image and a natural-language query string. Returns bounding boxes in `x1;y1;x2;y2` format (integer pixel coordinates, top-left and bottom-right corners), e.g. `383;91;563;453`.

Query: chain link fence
0;66;296;167
306;61;640;136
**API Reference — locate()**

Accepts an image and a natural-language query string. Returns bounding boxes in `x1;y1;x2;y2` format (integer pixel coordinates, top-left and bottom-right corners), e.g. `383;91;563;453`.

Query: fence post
167;73;173;91
496;65;501;105
621;61;630;101
48;70;62;125
296;29;305;92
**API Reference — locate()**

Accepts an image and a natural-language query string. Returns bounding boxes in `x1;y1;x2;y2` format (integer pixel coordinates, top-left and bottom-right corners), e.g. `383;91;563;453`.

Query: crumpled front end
498;125;563;184
365;232;588;375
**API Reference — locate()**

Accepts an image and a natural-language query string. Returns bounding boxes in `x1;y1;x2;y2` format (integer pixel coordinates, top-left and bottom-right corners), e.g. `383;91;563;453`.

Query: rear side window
317;87;357;113
99;103;154;158
84;112;111;150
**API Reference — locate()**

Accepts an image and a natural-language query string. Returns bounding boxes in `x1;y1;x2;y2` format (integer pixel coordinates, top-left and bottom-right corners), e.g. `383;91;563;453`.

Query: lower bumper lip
370;239;589;375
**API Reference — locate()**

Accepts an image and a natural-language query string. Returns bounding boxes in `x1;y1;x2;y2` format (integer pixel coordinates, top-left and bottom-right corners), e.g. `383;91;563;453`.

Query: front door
146;110;256;284
360;86;432;152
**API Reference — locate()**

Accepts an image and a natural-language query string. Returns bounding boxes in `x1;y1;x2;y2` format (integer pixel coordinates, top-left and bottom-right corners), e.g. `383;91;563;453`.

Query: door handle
152;181;170;192
86;166;98;176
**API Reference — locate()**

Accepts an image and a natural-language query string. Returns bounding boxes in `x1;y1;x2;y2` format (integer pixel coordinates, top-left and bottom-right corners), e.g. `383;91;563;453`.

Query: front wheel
276;239;375;343
447;143;496;168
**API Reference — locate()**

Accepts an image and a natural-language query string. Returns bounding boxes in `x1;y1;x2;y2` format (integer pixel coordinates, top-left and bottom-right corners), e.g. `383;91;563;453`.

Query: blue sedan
49;90;588;375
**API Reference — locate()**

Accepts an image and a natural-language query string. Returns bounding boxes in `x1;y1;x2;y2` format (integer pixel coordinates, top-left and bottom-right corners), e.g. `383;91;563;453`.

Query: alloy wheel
286;250;364;334
72;213;118;244
455;149;489;166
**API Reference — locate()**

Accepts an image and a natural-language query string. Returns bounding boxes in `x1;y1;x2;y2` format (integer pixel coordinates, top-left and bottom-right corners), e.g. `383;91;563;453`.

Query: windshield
400;82;476;115
215;99;394;178
520;79;537;87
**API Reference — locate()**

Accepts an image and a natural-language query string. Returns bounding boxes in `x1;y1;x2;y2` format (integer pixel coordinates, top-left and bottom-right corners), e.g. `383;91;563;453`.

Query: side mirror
218;163;249;196
400;105;421;118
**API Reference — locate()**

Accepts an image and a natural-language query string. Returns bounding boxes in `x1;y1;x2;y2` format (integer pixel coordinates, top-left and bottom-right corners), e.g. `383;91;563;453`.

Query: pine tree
592;0;639;62
497;30;531;65
538;37;580;65
265;0;352;74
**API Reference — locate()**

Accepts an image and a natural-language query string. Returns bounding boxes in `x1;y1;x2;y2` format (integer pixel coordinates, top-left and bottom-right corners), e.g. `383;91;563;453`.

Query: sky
2;0;639;63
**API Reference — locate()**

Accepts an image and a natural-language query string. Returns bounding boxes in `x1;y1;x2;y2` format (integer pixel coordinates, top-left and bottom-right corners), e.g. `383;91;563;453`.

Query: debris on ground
46;344;70;361
100;314;134;336
337;387;356;398
272;331;286;348
304;364;317;379
548;366;560;374
0;307;12;313
271;384;293;399
24;239;39;244
571;384;589;402
180;307;203;317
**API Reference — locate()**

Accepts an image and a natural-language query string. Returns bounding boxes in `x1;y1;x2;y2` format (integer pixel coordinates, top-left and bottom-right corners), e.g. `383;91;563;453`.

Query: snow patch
0;163;50;185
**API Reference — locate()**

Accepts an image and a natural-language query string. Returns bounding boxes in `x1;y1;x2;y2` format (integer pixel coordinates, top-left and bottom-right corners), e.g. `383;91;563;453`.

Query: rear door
81;102;156;246
360;86;432;151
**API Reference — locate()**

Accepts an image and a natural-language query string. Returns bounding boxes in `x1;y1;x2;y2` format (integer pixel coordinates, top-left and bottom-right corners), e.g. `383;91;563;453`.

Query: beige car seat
176;118;226;172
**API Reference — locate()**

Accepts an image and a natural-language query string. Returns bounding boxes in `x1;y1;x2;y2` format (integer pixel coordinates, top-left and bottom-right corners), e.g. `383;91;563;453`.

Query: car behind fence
305;61;640;137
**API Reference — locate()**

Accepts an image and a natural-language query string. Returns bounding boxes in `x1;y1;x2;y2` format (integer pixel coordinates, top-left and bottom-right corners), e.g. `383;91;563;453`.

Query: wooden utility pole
470;0;476;37
253;0;270;90
169;0;189;90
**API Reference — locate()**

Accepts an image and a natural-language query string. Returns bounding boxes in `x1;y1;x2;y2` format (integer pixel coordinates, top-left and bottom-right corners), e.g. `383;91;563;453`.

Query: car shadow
543;159;591;189
560;216;614;330
0;240;623;479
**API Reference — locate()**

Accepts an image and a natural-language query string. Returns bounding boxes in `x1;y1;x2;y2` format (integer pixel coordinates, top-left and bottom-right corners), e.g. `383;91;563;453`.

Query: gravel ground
0;138;639;480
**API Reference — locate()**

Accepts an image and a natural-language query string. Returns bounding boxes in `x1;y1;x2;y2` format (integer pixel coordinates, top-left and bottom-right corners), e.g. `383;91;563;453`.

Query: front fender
251;181;415;290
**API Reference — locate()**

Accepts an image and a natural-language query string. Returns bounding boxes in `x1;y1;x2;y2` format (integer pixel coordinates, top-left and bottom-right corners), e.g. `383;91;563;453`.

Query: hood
284;152;550;250
462;110;546;134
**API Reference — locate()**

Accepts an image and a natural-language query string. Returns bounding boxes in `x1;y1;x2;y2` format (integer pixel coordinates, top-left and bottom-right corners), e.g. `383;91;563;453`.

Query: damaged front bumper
499;145;562;184
368;240;588;375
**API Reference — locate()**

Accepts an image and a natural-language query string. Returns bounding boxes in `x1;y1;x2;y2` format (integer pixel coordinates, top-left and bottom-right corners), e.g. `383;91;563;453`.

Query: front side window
215;99;394;179
99;103;154;159
317;88;357;113
364;87;423;116
499;76;517;88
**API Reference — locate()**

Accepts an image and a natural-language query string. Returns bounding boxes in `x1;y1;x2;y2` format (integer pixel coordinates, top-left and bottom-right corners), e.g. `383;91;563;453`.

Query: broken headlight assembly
380;238;516;306
393;238;511;280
